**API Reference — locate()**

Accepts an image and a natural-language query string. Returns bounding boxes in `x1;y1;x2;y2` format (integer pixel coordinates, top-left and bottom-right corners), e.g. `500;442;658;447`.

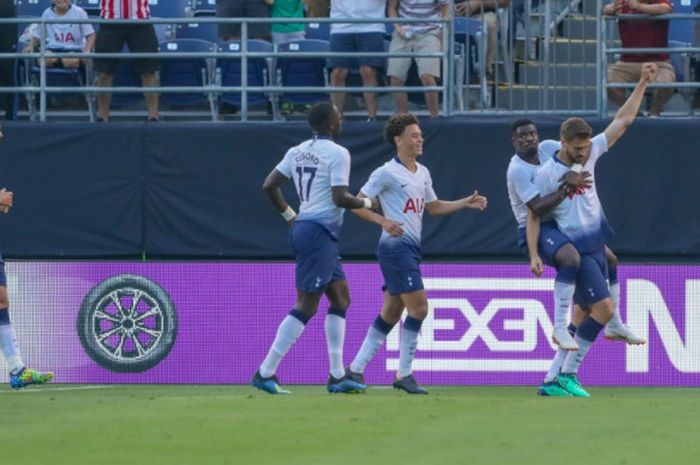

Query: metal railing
0;16;457;121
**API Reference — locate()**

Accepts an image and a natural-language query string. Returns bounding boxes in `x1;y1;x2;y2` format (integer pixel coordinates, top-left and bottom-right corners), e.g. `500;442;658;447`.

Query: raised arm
425;191;487;216
604;62;657;149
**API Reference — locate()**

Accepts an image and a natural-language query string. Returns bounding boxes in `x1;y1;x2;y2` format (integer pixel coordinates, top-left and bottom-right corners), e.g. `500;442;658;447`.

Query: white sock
324;313;346;379
553;281;575;329
544;348;568;383
350;325;388;374
397;328;420;378
561;335;594;374
259;315;306;378
607;282;624;329
0;324;25;374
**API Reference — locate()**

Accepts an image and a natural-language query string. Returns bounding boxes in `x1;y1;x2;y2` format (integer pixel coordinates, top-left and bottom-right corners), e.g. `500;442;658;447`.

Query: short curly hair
383;113;420;146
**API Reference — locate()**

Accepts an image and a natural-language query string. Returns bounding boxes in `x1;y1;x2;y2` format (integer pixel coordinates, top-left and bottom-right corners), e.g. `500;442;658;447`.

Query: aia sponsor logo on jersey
403;198;424;214
55;32;77;44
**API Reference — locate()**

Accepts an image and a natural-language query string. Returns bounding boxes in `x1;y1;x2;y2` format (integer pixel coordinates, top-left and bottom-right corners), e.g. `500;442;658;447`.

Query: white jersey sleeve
329;147;351;187
424;169;438;203
509;162;540;205
587;133;608;165
274;147;295;178
360;165;389;199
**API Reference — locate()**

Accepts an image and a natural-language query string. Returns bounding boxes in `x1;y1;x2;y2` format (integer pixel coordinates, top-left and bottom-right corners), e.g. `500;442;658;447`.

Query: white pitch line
0;385;119;394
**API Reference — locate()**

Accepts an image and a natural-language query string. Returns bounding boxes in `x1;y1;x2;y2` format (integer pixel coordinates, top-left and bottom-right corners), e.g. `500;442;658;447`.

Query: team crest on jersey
403;198;424;214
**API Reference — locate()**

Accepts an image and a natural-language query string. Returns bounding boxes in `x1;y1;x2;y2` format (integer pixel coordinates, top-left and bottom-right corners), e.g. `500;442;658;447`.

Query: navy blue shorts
518;221;573;267
573;247;610;309
290;221;346;293
377;237;423;296
328;32;386;70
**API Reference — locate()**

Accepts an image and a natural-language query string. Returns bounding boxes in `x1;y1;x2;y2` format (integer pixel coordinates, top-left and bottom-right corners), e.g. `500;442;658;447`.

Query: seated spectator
23;0;95;69
94;0;159;122
266;0;306;44
603;0;674;116
329;0;387;121
216;0;272;41
455;0;511;80
387;0;449;118
305;0;329;17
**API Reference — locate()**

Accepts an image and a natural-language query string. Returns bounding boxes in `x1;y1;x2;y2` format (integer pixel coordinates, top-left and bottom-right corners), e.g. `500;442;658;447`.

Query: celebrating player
252;103;374;395
347;113;487;394
531;63;657;397
0;124;54;389
508;120;645;396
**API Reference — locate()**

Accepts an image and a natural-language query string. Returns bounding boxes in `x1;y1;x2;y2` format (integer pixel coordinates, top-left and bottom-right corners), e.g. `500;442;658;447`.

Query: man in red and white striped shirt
94;0;159;121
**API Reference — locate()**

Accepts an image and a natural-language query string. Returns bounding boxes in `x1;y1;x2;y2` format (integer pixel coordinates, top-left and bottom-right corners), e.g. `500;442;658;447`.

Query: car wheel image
77;274;177;373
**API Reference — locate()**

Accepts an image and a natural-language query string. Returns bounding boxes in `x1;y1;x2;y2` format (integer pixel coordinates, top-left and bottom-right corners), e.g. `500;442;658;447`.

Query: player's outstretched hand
0;188;13;213
641;62;657;83
465;191;487;210
381;218;404;237
530;255;544;277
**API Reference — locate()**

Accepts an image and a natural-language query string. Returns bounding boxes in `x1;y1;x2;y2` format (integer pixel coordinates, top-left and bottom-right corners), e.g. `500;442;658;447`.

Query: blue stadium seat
305;22;330;41
276;39;330;106
15;0;45;17
159;39;217;120
175;23;219;42
669;0;699;44
192;0;216;16
148;0;190;18
216;40;273;111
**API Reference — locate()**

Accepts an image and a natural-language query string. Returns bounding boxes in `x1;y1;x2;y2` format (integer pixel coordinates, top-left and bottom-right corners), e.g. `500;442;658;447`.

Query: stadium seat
175;23;219;42
159;39;217;120
148;0;191;18
668;39;694;114
275;39;330;107
15;0;45;17
453;17;488;109
192;0;216;17
305;22;330;41
669;0;699;45
216;40;274;117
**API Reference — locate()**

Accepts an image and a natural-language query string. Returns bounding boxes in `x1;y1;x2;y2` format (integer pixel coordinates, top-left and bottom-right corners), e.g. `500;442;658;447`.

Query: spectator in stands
95;0;159;122
0;0;16;119
329;0;387;121
24;0;95;69
387;0;449;118
455;0;511;80
603;0;674;116
306;0;329;17
216;0;272;41
266;0;306;44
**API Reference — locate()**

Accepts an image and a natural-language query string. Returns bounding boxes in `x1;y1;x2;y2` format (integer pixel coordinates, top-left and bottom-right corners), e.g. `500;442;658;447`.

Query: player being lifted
507;119;645;397
347;113;487;394
0;124;54;389
253;103;375;395
531;63;657;397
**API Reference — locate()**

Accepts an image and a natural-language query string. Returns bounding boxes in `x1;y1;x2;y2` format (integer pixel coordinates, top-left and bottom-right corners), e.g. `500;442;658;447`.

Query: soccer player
508;120;645;397
532;63;657;397
252;103;374;395
347;113;487;394
0;124;54;389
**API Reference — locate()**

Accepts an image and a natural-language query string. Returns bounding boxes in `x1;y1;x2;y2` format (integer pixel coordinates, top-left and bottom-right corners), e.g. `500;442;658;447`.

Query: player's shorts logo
77;274;178;373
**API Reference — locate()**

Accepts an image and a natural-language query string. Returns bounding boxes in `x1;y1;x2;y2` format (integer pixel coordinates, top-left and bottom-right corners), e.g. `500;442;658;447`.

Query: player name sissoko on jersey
294;151;320;165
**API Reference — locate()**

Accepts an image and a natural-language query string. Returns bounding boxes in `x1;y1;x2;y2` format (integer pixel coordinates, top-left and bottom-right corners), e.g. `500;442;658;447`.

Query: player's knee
0;288;8;309
408;302;429;321
592;299;614;324
331;296;350;312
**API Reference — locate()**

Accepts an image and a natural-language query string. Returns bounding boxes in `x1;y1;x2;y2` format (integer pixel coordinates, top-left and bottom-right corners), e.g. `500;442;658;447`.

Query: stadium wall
0;117;698;259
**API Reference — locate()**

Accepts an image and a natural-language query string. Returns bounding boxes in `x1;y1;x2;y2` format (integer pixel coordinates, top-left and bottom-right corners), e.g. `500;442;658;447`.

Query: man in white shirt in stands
328;0;387;121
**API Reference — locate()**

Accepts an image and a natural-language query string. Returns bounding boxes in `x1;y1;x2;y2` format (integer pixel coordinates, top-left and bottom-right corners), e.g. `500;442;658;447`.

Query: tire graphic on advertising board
77;274;177;373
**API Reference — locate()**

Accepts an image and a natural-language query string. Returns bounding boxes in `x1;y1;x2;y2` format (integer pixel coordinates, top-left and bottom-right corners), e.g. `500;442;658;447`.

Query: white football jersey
361;157;437;247
506;139;560;228
275;135;351;239
535;133;608;253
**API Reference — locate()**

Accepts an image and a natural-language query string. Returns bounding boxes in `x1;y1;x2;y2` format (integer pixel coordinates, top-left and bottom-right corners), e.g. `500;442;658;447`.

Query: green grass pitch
1;384;698;465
